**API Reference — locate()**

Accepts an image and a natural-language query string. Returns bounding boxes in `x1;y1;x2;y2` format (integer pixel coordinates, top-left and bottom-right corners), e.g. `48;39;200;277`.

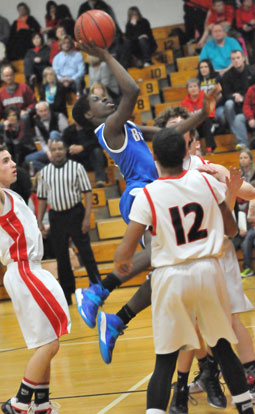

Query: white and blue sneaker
97;311;125;364
75;284;109;328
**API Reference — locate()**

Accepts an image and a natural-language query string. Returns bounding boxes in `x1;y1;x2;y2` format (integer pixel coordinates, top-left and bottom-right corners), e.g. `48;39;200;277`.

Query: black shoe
169;384;189;414
197;362;227;408
1;399;28;414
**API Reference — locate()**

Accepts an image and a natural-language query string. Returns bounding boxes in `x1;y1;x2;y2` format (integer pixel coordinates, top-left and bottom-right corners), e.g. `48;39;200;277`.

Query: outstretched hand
198;163;218;175
75;40;107;60
225;167;244;195
202;83;222;116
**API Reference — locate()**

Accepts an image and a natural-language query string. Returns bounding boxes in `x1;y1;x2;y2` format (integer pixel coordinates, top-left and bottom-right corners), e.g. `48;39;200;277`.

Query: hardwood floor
0;281;255;413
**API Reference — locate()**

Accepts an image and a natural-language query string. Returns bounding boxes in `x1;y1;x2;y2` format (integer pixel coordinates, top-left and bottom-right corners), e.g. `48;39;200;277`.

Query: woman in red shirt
181;77;216;153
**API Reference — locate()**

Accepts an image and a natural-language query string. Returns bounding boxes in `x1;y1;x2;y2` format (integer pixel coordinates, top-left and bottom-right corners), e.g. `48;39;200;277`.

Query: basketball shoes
75;284;109;328
97;311;125;364
1;397;32;414
30;401;60;414
197;360;227;408
169;384;189;414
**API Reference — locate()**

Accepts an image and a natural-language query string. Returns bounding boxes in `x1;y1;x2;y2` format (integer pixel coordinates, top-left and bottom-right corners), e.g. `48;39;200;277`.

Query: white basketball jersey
183;154;209;171
0;189;43;266
129;170;225;267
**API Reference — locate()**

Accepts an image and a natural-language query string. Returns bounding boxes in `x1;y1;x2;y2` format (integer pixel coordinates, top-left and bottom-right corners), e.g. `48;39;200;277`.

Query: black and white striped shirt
37;160;92;211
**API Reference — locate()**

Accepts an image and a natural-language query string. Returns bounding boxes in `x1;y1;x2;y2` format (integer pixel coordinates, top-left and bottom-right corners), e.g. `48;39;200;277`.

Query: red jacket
235;5;255;29
207;5;234;26
0;83;36;118
181;90;215;118
186;0;212;11
243;84;255;121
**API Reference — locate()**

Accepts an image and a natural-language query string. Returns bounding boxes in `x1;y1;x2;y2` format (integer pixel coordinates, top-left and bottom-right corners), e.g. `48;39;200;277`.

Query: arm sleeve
71;52;85;81
77;164;92;192
52;55;61;79
129;190;152;226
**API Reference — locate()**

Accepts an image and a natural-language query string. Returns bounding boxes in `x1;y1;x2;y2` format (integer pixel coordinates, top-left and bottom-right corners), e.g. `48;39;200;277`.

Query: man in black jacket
218;50;255;148
25;101;69;171
62;121;107;187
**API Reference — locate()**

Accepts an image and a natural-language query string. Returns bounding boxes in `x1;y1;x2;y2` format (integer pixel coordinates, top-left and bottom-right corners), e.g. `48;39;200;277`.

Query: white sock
232;391;251;404
146;409;165;414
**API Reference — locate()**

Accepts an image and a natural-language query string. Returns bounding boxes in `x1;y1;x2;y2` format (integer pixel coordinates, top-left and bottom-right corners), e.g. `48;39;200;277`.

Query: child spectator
24;32;50;88
88;55;120;103
39;67;67;117
181;77;216;153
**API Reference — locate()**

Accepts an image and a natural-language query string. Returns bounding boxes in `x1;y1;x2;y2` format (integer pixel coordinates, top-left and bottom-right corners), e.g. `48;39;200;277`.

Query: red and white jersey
0;189;43;266
129;169;225;267
183;154;209;170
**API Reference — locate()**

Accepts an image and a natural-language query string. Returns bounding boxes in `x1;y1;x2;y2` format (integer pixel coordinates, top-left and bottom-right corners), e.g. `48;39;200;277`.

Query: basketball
74;10;116;49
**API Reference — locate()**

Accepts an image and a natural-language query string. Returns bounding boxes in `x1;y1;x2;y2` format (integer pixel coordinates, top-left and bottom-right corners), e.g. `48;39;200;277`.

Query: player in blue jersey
72;42;219;332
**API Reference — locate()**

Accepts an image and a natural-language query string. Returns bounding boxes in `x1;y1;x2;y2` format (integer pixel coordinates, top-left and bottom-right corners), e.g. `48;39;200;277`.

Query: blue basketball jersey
95;121;158;187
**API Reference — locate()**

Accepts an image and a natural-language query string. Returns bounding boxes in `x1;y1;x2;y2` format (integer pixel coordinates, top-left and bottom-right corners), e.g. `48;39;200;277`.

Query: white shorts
151;258;237;355
219;238;253;314
4;261;71;349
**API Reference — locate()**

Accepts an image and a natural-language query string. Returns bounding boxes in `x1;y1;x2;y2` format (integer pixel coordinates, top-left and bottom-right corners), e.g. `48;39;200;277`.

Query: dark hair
72;95;93;129
127;6;142;21
4;106;21;120
17;2;30;14
0;144;8;152
46;1;57;19
56;4;73;19
152;128;186;168
154;106;190;128
31;32;44;45
197;59;217;81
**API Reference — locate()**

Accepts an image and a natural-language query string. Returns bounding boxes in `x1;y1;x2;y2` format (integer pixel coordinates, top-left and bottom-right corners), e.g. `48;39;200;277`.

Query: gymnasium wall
3;0;184;31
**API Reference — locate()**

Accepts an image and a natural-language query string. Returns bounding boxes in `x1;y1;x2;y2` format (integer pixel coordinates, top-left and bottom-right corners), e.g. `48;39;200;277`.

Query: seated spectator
120;6;157;68
0;65;37;124
0;15;10;62
235;0;255;62
200;23;243;75
197;58;221;93
55;4;75;38
243;82;255;148
217;49;255;148
62;121;107;187
89;82;108;98
41;1;61;41
53;35;85;96
7;2;41;61
180;77;216;153
24;32;50;88
88;55;120;103
0;106;35;165
39;67;67;117
49;24;66;64
182;0;211;44
11;166;32;204
25;101;69;171
198;0;234;48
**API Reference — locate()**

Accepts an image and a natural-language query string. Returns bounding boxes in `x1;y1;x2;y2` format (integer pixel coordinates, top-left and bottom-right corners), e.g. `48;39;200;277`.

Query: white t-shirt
129;169;226;267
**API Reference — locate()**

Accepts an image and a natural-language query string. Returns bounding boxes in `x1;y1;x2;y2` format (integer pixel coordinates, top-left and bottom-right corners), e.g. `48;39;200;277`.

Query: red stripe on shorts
143;186;157;235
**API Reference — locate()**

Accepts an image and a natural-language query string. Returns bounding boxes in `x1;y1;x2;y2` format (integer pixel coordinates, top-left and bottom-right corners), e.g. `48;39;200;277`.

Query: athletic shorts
151;258;237;355
119;185;146;224
219;238;253;314
4;261;71;349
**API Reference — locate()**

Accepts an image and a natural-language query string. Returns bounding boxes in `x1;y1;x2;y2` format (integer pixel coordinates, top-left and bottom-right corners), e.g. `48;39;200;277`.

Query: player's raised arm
77;42;140;147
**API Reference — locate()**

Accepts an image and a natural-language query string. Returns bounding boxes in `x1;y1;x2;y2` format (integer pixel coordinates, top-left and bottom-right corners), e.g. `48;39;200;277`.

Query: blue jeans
241;228;255;269
224;99;249;146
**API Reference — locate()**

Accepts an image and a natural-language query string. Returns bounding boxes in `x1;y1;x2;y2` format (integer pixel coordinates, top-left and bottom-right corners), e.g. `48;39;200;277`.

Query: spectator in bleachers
53;35;85;96
182;0;211;43
41;1;61;41
55;4;75;38
200;23;243;75
89;82;108;98
217;49;255;148
25;101;68;171
180;77;216;153
49;24;66;64
0;65;37;123
24;32;50;88
120;6;157;69
88;55;120;103
243;82;255;146
0;15;10;62
0;106;35;165
62;121;107;187
7;2;41;61
197;58;221;93
198;0;234;48
235;0;255;62
39;67;67;117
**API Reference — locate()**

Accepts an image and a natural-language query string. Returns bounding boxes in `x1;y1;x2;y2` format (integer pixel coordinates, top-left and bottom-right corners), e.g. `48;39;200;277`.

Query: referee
37;140;100;305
